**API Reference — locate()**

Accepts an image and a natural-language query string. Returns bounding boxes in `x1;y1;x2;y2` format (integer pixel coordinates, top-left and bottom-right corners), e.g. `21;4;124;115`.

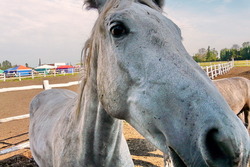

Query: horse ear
154;0;164;8
84;0;107;10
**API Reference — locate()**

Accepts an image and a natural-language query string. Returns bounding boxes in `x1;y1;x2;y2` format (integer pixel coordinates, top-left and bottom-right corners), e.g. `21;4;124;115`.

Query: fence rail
200;61;234;79
233;60;250;66
0;70;78;82
198;60;250;67
0;80;80;156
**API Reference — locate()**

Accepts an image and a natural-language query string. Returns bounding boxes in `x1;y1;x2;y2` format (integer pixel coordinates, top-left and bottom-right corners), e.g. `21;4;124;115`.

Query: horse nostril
204;128;240;167
206;129;225;159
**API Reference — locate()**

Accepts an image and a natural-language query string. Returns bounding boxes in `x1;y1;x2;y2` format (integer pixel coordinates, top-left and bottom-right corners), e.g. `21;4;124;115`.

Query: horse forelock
85;0;162;11
76;0;163;116
76;0;114;116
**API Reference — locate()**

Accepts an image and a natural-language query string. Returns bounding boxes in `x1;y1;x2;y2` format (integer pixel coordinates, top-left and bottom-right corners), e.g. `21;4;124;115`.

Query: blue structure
56;65;74;74
4;65;32;77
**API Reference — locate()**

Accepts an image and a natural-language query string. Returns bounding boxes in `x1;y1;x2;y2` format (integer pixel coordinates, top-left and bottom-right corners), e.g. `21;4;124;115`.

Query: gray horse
29;0;250;166
214;77;250;131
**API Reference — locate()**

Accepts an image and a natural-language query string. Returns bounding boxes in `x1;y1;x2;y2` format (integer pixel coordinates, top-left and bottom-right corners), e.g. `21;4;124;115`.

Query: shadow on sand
127;138;163;166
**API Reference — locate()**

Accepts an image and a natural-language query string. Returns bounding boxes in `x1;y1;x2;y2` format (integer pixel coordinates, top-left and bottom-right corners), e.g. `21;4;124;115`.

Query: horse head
83;0;250;166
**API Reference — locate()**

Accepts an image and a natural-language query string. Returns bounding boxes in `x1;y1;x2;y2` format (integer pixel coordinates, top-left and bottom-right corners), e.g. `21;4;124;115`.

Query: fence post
222;64;225;74
43;80;51;90
19;73;21;81
206;66;209;78
211;65;214;79
227;62;230;72
218;64;222;75
32;71;34;79
214;65;218;78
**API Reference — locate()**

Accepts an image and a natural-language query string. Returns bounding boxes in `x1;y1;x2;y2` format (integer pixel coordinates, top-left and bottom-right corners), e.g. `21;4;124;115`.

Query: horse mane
84;0;163;9
76;0;162;116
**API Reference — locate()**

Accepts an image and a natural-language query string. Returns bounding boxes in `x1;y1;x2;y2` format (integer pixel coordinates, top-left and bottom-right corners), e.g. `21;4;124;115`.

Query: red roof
56;65;74;69
17;65;32;70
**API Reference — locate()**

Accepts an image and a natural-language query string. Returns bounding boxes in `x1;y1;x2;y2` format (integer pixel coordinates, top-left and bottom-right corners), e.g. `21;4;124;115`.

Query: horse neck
247;79;250;104
76;79;133;166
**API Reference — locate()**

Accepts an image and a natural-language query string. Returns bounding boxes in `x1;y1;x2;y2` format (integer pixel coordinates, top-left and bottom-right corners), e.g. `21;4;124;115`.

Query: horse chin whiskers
168;147;187;167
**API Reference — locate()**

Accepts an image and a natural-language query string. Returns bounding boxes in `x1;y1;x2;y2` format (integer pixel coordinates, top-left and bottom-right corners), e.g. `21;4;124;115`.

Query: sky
0;0;249;67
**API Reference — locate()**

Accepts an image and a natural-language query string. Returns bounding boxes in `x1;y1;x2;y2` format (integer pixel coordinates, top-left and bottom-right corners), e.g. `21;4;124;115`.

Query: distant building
35;64;56;74
56;65;75;74
4;65;32;77
44;63;66;68
54;63;66;67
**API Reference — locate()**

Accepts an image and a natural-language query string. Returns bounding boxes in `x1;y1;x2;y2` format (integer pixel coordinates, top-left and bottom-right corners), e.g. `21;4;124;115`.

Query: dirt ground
214;66;250;80
0;67;250;167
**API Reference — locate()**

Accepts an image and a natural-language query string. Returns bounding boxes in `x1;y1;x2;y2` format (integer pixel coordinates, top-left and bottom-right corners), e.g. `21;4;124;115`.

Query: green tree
242;42;250;48
193;48;207;62
240;46;250;60
220;45;242;61
206;46;218;61
1;60;12;70
230;44;240;59
193;54;206;62
193;46;218;62
220;48;232;61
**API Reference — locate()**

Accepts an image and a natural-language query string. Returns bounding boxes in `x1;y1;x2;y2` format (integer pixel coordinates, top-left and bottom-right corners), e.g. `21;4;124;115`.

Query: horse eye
110;23;128;38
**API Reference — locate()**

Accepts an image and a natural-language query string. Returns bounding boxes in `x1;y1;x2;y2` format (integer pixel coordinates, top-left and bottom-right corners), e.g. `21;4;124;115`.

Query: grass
0;73;79;83
198;61;228;66
233;60;250;66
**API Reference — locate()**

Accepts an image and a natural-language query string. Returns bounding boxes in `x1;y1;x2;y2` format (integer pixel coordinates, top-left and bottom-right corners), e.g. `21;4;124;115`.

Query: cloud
164;1;250;56
0;0;97;67
198;0;232;3
223;0;232;3
0;0;249;66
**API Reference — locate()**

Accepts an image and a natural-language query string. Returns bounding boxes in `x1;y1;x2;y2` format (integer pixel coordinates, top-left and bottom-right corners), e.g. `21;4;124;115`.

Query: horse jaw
98;44;250;165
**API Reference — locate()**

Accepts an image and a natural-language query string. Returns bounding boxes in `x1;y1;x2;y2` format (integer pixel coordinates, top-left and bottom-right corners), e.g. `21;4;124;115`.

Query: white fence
200;61;234;79
0;73;5;81
0;80;80;156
